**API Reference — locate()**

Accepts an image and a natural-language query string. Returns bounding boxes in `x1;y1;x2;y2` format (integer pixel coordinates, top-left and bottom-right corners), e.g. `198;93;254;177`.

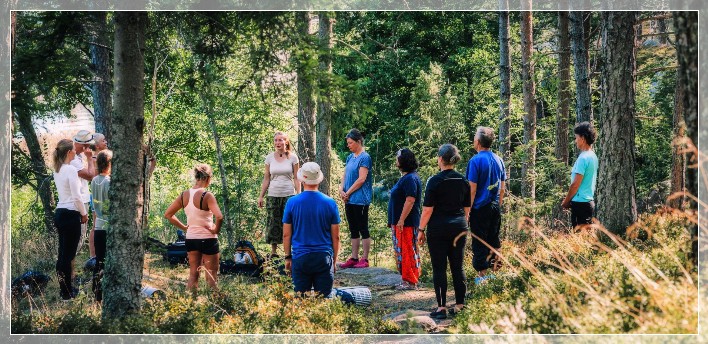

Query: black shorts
185;238;220;255
571;201;594;227
345;203;370;239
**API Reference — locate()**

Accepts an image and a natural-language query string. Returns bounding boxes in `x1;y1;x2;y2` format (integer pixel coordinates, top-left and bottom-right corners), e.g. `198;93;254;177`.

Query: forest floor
140;253;458;333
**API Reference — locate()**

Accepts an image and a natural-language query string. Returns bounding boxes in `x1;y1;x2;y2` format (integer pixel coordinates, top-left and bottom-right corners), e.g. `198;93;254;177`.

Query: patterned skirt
265;195;291;244
391;225;421;284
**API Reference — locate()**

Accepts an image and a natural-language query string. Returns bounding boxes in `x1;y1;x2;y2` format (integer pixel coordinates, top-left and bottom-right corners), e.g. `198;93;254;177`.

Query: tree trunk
15;111;55;233
553;11;572;229
208;114;233;245
88;11;113;141
103;11;148;321
2;5;16;315
597;11;638;235
296;11;316;163
570;11;593;124
673;11;698;267
520;8;536;201
668;71;686;209
316;12;333;196
497;0;511;174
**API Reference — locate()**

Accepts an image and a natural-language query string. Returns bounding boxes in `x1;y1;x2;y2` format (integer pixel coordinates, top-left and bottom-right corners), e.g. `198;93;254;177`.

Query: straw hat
73;130;95;144
297;162;324;185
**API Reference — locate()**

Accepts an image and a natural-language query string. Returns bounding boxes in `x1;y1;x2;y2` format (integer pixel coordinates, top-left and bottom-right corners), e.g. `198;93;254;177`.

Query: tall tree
295;11;317;163
596;11;638;234
520;5;536;201
103;11;148;320
569;11;593;124
673;11;698;266
316;12;334;195
554;11;572;228
497;0;511;171
668;71;686;209
87;12;113;140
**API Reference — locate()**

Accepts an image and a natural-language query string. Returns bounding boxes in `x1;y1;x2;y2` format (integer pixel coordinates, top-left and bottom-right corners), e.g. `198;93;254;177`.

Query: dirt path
334;267;456;331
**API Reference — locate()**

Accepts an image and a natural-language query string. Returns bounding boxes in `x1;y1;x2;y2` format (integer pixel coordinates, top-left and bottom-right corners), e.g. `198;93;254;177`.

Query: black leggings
92;230;106;301
427;229;467;307
345;204;370;239
54;208;82;298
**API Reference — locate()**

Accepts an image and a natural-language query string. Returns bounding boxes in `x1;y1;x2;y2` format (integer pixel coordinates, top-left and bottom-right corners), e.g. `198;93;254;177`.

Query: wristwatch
284;255;292;260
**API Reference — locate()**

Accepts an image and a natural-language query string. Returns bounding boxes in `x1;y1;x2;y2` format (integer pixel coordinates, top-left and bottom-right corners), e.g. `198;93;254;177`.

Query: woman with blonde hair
164;164;224;291
258;131;300;258
52;139;88;300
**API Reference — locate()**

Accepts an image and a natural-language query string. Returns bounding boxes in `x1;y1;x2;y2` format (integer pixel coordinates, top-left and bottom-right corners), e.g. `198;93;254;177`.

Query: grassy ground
10;183;699;334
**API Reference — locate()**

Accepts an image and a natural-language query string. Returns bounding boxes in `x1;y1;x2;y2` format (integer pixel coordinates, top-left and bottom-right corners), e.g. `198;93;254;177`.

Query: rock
371;274;402;287
386;310;438;332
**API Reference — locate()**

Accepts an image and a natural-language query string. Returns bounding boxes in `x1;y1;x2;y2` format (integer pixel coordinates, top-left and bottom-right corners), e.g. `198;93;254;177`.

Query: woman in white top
258;131;300;258
52;139;89;300
164;164;224;292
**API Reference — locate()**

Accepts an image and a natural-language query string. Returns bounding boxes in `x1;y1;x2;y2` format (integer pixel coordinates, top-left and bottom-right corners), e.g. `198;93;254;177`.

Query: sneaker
430;308;447;319
339;258;359;269
352;259;369;268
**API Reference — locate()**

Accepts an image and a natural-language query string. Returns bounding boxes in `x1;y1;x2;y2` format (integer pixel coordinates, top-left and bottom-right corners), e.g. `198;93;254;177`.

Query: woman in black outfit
417;144;471;319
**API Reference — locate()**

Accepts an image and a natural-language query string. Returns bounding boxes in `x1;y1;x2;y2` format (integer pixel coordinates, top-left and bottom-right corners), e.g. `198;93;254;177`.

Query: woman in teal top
561;122;598;228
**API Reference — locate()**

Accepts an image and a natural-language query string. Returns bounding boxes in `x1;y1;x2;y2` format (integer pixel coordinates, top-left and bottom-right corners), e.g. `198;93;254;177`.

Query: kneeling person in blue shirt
283;162;341;296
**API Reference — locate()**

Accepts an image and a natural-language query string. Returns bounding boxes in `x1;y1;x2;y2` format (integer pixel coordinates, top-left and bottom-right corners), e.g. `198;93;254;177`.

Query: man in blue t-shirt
283;162;341;296
466;126;506;284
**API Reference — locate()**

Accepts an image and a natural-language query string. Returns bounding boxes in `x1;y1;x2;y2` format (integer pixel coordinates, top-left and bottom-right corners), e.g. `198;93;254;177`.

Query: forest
8;10;701;335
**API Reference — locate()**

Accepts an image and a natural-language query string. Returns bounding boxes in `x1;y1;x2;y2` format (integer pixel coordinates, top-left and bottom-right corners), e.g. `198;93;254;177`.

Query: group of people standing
52;130;111;301
52;120;597;315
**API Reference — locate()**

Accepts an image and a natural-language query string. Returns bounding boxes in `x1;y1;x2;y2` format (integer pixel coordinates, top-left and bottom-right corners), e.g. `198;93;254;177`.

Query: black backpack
220;239;264;277
163;230;188;266
12;271;50;299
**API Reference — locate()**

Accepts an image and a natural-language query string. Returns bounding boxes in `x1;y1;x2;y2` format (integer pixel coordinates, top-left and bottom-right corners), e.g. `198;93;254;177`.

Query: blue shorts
292;251;334;296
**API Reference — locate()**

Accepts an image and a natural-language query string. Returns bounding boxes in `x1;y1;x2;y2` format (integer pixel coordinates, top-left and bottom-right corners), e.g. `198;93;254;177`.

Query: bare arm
164;192;188;231
469;181;478;208
562;174;584;209
417;206;434;245
283;223;293;272
77;151;96;181
258;164;271;208
396;196;416;228
206;193;224;235
292;163;301;194
331;224;340;271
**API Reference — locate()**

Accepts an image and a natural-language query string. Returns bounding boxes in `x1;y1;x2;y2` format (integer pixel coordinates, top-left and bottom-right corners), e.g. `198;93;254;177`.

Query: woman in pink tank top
164;164;224;292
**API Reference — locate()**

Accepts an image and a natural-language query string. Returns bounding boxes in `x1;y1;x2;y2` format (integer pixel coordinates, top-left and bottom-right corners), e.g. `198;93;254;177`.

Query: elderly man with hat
282;162;341;297
71;130;97;254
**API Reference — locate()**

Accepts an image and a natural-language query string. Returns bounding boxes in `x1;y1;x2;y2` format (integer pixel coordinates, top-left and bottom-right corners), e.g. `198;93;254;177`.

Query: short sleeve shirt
343;151;373;205
466;150;506;209
265;152;299;197
387;172;422;227
422;169;470;232
571;150;598;202
283;191;341;260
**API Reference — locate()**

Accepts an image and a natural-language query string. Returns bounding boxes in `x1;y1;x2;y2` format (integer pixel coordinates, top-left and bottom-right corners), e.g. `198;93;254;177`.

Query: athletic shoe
352;259;369;268
430;308;447;319
339;258;359;269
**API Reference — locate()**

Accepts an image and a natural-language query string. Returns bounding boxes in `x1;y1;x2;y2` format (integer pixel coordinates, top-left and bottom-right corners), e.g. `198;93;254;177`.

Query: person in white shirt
52;139;89;300
71;130;96;255
258;131;300;258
